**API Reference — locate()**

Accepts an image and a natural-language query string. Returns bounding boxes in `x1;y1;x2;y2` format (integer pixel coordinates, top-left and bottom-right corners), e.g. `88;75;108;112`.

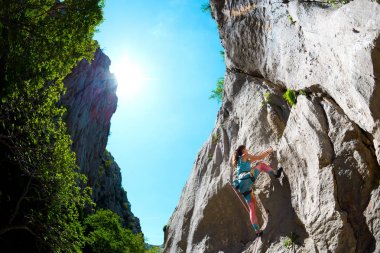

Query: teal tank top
237;158;251;174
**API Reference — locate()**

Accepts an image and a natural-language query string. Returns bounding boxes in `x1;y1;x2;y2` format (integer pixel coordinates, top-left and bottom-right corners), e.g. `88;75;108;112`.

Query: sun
111;55;149;99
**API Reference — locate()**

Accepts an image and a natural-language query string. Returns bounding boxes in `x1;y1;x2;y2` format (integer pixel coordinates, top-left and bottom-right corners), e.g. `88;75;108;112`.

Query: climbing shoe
275;167;283;178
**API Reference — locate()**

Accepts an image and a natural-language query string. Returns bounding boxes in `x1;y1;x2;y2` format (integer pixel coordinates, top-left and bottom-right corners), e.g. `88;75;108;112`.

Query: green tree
209;77;224;103
0;0;104;251
83;209;145;253
146;246;163;253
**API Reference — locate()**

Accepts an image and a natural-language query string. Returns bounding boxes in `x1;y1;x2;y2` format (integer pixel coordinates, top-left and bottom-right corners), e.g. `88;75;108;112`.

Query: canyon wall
61;49;141;233
164;0;380;252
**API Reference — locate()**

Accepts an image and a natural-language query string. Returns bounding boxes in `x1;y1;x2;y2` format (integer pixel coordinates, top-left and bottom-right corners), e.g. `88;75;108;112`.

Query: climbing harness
233;158;265;196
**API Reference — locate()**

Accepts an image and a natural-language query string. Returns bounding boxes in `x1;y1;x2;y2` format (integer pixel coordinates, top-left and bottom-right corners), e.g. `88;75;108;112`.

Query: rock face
93;150;142;233
61;48;117;178
164;0;380;252
60;49;141;233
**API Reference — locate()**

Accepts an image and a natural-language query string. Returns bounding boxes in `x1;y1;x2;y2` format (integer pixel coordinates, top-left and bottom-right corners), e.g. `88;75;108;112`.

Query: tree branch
0;225;37;237
9;176;32;224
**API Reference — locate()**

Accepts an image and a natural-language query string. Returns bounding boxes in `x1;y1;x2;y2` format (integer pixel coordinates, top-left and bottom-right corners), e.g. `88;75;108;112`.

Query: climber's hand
264;147;273;156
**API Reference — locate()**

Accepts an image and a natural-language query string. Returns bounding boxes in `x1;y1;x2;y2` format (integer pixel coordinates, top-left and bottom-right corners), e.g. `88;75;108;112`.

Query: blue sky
95;0;225;245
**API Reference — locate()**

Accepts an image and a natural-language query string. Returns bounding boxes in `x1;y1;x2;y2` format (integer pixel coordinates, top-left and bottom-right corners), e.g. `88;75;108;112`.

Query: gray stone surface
61;49;117;178
214;0;380;134
164;0;380;252
61;49;141;233
365;187;380;253
93;150;141;233
278;96;356;253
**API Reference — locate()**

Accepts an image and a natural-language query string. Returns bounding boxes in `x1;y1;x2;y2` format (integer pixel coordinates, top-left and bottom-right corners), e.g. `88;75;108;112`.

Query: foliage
325;0;350;6
0;0;104;251
100;149;113;172
84;209;145;253
104;157;113;170
212;132;219;144
287;15;296;25
298;89;307;96
145;246;163;253
283;237;293;248
264;93;271;103
163;225;167;233
283;89;297;106
261;92;272;108
283;232;298;249
201;3;211;13
219;50;225;62
209;77;224;103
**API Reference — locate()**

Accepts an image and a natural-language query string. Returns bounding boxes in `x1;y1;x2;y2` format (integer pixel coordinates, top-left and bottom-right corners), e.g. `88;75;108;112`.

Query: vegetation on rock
325;0;350;6
283;89;297;106
209;77;224;103
283;232;299;250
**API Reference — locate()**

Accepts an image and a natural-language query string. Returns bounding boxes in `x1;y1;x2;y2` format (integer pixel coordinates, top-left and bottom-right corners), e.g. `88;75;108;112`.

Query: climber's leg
255;162;273;174
254;162;283;178
244;191;260;233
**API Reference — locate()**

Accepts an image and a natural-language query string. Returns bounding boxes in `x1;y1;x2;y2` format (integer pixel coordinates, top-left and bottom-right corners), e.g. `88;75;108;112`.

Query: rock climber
232;145;283;237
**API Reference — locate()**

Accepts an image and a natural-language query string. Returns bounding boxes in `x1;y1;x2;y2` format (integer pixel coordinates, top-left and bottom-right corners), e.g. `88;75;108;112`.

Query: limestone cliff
164;0;380;252
60;49;141;233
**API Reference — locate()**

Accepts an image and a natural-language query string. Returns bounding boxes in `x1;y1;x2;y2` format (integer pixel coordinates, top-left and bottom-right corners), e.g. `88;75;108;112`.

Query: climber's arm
247;147;273;162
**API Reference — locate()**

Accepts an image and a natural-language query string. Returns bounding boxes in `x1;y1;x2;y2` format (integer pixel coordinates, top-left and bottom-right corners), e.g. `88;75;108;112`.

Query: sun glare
111;55;149;99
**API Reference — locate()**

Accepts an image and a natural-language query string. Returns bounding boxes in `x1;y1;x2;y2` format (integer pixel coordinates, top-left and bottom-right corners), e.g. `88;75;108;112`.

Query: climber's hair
232;145;246;168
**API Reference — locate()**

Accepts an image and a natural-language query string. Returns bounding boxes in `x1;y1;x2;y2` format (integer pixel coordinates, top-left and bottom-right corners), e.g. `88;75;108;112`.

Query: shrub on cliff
283;89;297;106
0;0;104;251
209;77;224;103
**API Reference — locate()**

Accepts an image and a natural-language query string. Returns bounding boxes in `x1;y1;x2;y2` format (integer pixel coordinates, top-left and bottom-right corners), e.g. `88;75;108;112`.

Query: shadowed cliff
61;49;141;233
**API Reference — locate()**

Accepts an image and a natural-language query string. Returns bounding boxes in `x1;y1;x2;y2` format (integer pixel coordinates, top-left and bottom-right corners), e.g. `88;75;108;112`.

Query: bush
283;232;298;249
283;89;297;106
84;209;145;253
209;77;224;103
146;246;163;253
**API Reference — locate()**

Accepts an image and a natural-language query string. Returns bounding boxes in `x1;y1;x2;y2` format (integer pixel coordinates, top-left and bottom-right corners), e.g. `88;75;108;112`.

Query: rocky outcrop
60;49;141;233
164;0;380;252
61;48;117;178
94;150;141;233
